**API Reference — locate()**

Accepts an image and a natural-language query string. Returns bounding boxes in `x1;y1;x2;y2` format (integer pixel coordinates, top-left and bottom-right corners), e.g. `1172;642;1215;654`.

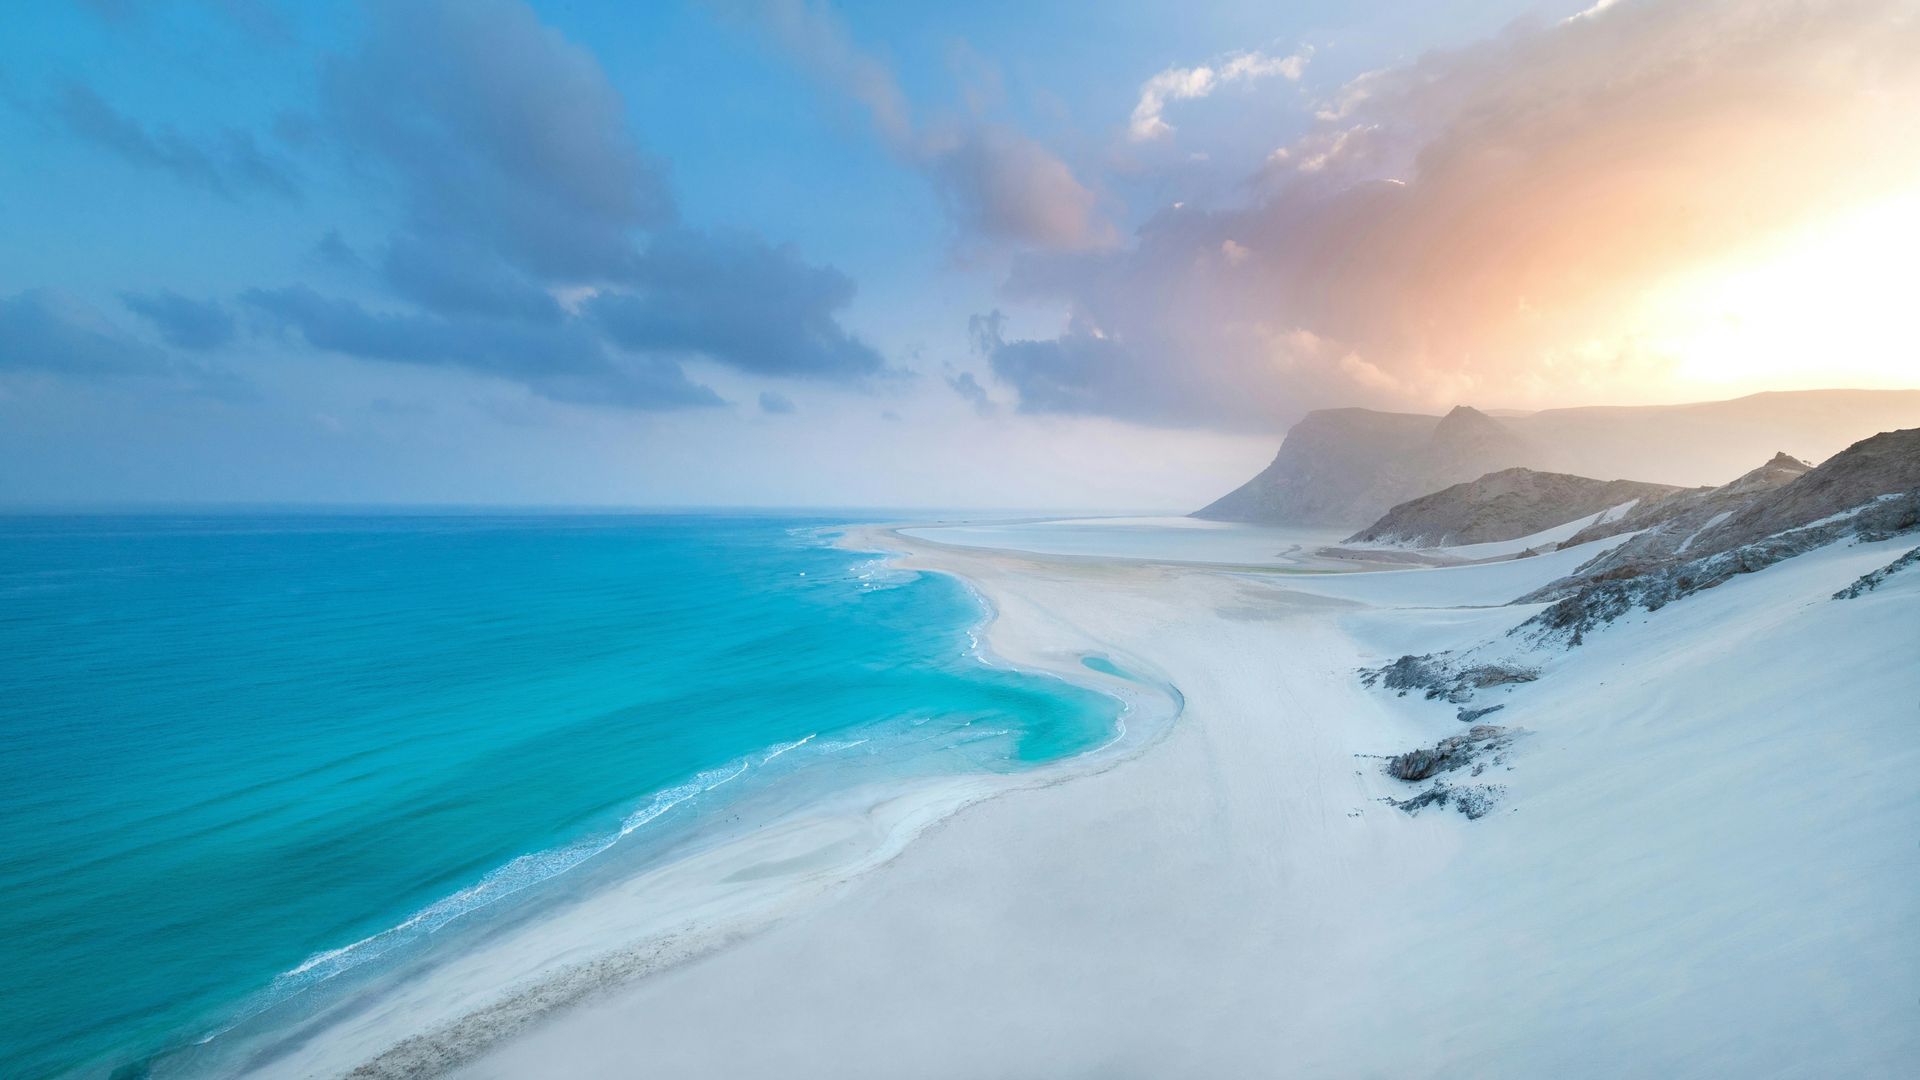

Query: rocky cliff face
1194;406;1534;527
1196;389;1920;527
1345;468;1684;548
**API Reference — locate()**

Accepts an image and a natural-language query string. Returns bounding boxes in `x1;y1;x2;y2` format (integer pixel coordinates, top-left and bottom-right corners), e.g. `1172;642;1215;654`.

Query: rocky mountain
1363;427;1920;705
1197;389;1920;527
1699;430;1920;553
1521;427;1920;611
1345;468;1684;548
1195;406;1533;527
1551;452;1812;568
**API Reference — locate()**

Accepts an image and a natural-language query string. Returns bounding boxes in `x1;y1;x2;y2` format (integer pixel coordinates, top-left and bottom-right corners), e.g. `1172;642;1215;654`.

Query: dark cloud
120;291;235;350
2;290;174;376
53;83;298;199
382;235;563;324
986;328;1269;428
322;0;673;282
310;230;366;271
944;369;996;416
243;0;883;406
966;309;1006;356
242;285;722;409
1;290;249;398
759;391;797;414
592;230;885;380
55;0;884;412
989;0;1920;430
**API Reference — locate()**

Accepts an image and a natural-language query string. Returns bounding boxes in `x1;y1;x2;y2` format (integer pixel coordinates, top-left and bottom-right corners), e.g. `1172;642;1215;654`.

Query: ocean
0;512;1120;1078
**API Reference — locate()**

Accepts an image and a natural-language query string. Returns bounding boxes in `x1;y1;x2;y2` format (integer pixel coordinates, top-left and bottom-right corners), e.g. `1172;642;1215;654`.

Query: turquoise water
0;513;1119;1078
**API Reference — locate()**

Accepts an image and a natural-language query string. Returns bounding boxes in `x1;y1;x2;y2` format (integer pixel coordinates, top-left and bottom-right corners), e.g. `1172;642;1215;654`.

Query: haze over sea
0;512;1118;1078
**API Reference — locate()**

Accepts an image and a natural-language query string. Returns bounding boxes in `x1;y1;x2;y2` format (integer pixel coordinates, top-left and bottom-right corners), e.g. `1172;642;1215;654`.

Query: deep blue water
0;513;1118;1078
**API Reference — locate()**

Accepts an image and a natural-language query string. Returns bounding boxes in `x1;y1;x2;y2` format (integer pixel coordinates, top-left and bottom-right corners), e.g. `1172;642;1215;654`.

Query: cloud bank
990;0;1920;430
53;83;299;200
2;290;244;398
120;291;236;350
249;0;884;409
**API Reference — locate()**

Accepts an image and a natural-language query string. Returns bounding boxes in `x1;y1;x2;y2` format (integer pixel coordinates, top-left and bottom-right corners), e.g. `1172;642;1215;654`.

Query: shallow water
0;512;1118;1078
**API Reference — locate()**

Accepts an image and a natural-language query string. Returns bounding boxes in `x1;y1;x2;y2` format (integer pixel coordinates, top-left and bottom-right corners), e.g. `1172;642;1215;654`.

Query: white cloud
1567;0;1624;22
1128;47;1310;142
994;0;1920;429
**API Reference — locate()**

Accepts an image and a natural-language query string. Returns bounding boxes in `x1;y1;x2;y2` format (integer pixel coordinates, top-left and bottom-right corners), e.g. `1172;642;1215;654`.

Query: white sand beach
245;519;1917;1079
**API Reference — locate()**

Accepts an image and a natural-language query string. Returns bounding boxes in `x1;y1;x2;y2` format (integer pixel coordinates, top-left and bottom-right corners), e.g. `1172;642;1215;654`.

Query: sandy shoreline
223;520;1918;1078
203;525;1183;1080
448;525;1464;1078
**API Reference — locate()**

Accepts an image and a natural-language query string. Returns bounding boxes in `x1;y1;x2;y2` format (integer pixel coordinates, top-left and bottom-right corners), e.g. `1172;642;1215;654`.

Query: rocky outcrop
1380;726;1522;820
1345;468;1683;548
1360;653;1539;703
1387;782;1506;820
1385;724;1522;782
1832;545;1920;599
1514;492;1917;645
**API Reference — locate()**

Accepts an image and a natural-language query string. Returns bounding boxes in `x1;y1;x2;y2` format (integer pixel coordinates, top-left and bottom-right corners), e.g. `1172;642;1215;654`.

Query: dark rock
1360;653;1537;702
1456;704;1506;723
1514;489;1920;647
1833;545;1920;600
1385;725;1518;781
1450;786;1504;820
1385;782;1506;820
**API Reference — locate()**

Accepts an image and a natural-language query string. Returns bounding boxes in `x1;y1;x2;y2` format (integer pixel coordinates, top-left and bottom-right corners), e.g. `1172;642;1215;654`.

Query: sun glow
1638;193;1920;391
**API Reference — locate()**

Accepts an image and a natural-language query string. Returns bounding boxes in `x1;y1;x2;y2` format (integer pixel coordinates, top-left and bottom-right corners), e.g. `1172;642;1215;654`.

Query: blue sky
4;0;1912;508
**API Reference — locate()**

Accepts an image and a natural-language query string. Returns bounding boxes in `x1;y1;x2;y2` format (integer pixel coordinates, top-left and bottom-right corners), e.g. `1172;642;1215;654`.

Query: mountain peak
1723;451;1815;494
1429;402;1529;459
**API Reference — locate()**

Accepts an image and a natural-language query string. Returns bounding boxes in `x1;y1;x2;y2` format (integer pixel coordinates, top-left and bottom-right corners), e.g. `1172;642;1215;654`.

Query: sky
2;0;1917;509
